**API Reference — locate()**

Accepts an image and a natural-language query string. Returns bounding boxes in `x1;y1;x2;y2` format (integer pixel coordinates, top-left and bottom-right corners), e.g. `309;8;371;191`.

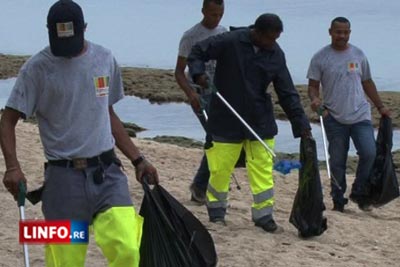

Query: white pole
319;115;342;190
215;92;276;158
19;207;30;267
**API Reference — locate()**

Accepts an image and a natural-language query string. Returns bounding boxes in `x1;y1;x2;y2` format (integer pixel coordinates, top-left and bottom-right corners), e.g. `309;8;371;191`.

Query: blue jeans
192;93;212;192
324;114;376;205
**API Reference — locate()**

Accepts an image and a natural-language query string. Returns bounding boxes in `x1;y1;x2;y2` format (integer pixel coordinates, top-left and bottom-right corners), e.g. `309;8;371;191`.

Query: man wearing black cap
0;0;158;266
188;13;311;233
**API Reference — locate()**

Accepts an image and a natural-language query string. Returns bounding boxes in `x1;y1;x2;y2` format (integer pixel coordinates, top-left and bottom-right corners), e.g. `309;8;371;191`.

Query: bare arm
0;108;26;198
362;79;391;116
308;79;322;112
174;56;201;113
109;106;158;184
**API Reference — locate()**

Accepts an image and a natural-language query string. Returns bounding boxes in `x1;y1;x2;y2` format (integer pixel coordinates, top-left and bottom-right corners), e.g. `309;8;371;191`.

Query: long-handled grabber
212;90;276;158
18;181;30;267
194;77;275;157
318;109;342;190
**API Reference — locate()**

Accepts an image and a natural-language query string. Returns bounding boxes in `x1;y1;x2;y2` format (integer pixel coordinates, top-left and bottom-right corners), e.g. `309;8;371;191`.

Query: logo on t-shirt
93;76;109;97
347;62;360;73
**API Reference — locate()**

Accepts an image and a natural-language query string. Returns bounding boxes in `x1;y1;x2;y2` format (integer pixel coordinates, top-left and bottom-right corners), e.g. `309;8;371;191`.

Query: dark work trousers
192;93;212;192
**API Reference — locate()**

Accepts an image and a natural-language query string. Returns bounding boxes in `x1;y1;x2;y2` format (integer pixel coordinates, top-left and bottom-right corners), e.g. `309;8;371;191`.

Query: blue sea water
0;79;399;156
0;0;399;90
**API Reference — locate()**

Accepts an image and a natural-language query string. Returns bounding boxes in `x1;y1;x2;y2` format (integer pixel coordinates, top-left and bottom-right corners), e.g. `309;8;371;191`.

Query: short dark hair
330;17;351;28
203;0;224;8
254;13;283;34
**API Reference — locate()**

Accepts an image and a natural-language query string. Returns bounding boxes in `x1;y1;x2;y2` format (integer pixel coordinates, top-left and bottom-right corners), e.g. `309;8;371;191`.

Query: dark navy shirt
188;29;310;141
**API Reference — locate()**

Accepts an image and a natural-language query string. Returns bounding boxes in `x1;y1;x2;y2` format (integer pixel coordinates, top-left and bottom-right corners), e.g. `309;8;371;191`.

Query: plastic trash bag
139;182;217;267
289;137;327;238
368;116;399;207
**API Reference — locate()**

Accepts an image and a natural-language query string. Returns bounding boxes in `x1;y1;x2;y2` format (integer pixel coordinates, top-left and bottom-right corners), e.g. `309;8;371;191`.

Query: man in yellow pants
188;13;311;232
0;0;158;265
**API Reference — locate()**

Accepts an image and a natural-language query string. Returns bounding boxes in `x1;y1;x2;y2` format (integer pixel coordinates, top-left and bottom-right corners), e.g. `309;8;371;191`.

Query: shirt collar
238;29;278;53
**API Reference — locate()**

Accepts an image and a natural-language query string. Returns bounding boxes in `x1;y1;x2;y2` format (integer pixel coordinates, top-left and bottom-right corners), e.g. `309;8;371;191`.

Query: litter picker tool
206;84;276;158
18;181;30;267
318;108;342;190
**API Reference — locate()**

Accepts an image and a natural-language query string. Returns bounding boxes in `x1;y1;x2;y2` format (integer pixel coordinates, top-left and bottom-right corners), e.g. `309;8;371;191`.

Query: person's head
47;0;86;57
201;0;224;29
251;13;283;49
329;17;351;51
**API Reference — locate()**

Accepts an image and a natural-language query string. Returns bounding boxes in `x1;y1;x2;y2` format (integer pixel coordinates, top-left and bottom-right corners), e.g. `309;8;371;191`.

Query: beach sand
0;121;399;267
0;54;400;266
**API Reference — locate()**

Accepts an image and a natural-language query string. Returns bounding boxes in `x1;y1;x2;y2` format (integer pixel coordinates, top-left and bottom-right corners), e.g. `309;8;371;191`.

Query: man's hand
188;90;201;114
310;97;322;113
134;159;159;185
3;167;27;200
194;74;209;89
301;128;313;139
378;106;391;117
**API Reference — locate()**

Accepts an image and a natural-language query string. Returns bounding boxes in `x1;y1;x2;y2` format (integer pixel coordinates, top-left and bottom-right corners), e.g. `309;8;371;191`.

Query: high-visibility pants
45;207;143;267
205;139;275;223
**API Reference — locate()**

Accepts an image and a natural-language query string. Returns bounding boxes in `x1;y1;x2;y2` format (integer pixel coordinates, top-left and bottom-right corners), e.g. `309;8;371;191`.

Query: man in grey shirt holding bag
307;17;390;212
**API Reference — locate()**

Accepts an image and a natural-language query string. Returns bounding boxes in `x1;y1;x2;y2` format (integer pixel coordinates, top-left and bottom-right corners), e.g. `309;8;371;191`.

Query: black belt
47;149;116;170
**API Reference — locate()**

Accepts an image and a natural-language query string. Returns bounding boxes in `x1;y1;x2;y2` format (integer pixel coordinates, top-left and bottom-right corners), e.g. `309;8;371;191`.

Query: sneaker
358;202;373;212
332;202;345;213
350;193;372;212
332;198;348;213
189;183;206;204
255;218;280;233
210;217;227;226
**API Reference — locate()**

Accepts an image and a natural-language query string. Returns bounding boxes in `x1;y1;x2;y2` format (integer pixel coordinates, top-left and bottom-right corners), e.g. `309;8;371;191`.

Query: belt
47;149;116;170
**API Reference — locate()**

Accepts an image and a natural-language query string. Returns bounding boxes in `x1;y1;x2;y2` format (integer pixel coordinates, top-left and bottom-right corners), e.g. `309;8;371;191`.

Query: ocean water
1;79;399;157
0;0;399;90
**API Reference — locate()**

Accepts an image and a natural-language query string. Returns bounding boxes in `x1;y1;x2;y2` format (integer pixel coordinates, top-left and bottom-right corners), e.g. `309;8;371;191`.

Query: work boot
189;183;206;204
255;218;281;233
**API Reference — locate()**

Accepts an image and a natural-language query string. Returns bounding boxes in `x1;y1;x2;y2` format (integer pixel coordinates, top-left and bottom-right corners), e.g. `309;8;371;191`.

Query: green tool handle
18;181;26;207
317;106;325;116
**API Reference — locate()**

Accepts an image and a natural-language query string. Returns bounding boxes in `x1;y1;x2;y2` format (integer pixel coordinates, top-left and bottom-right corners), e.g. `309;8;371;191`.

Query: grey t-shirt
7;41;123;160
307;44;372;124
178;22;227;82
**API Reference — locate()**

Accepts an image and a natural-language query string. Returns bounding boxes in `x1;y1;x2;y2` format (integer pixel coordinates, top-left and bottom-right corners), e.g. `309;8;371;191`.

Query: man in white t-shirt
174;0;226;204
0;1;158;266
307;17;390;213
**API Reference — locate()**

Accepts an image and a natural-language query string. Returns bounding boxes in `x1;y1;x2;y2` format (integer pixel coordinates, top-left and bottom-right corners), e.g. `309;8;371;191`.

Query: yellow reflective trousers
206;139;275;222
45;207;143;267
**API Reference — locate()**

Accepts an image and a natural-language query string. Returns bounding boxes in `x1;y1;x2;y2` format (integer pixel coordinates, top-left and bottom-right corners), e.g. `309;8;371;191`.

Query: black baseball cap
47;0;85;57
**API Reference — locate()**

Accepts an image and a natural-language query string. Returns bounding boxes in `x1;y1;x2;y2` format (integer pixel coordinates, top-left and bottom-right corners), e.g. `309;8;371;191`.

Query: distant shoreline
1;53;399;173
1;53;399;129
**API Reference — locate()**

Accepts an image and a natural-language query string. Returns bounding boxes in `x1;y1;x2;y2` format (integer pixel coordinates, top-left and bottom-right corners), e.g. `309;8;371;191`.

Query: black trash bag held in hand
289;137;327;238
368;116;399;207
139;182;217;267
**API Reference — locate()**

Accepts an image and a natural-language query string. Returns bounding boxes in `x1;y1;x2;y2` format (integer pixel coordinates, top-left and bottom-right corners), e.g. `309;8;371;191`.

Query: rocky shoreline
2;54;399;128
1;53;398;172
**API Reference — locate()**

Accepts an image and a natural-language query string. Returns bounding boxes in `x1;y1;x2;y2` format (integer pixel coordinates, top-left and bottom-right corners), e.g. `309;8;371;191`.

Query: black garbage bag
139;182;217;267
289;137;327;238
368;116;399;207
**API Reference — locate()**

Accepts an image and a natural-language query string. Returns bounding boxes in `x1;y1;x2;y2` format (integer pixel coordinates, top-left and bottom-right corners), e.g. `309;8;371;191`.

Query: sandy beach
0;54;400;266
